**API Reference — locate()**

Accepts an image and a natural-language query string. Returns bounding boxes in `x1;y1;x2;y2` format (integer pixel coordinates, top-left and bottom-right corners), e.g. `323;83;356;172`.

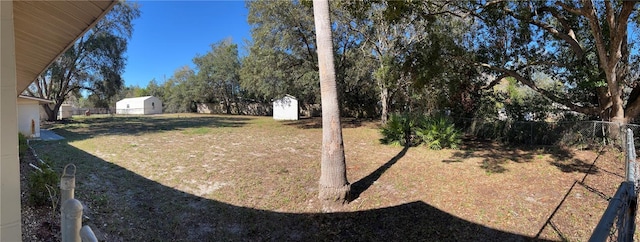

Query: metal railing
60;164;98;242
589;129;638;242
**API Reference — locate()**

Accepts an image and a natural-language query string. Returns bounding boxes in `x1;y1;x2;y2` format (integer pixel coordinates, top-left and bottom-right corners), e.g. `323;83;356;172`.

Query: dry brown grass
22;114;633;241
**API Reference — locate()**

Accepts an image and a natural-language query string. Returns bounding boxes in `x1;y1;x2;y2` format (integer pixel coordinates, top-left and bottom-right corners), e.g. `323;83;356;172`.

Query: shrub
28;163;59;207
415;116;461;150
18;133;28;160
380;113;461;149
380;113;412;146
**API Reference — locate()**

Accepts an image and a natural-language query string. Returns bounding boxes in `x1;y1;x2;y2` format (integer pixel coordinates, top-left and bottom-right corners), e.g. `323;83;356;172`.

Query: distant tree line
28;0;640;126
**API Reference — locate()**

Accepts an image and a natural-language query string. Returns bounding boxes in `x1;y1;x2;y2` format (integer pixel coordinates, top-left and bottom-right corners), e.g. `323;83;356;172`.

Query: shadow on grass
444;138;592;174
25;140;555;241
535;147;612;240
282;117;366;129
48;115;249;142
550;159;599;174
349;146;409;202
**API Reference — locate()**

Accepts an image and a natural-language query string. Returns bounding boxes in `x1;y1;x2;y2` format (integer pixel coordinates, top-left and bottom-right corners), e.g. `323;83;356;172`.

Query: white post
80;225;98;242
61;198;82;242
60;164;76;204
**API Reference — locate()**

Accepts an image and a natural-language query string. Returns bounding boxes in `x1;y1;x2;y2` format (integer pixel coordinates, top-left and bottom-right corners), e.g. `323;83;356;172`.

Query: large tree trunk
313;0;350;206
579;0;636;138
380;86;389;124
43;102;62;121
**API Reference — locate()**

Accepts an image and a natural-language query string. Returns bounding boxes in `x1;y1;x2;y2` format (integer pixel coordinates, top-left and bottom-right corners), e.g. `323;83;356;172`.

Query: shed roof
278;94;297;100
117;96;158;103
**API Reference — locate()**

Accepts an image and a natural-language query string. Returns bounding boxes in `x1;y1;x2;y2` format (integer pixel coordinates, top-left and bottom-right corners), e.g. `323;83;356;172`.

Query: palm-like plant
415;116;460;150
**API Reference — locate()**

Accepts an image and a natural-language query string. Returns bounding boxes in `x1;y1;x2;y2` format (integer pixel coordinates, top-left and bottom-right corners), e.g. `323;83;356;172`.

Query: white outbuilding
273;94;299;120
17;95;53;138
116;96;163;115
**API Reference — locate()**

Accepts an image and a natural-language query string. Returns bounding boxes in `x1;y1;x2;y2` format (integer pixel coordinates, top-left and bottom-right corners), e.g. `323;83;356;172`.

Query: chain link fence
457;119;640;240
458;119;640;149
590;128;638;242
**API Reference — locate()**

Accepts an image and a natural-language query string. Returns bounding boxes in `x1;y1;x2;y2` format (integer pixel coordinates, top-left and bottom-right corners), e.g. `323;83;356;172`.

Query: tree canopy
458;0;640;123
92;0;639;127
25;1;141;120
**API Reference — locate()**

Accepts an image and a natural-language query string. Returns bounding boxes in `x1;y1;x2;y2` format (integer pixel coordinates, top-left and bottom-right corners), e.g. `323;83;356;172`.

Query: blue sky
122;1;251;88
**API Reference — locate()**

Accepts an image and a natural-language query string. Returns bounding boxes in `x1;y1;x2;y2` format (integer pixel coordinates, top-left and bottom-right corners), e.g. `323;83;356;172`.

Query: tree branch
537;6;581;55
503;6;584;59
604;0;614;32
609;1;636;65
581;0;611;72
482;73;508;90
555;1;583;15
477;62;599;115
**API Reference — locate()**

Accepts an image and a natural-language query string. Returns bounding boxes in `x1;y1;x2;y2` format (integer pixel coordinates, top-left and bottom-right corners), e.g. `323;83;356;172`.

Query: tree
163;66;197;113
24;2;140;121
242;1;379;118
146;78;165;101
241;1;320;106
352;2;431;123
192;39;241;114
344;1;478;122
313;0;351;206
461;1;639;125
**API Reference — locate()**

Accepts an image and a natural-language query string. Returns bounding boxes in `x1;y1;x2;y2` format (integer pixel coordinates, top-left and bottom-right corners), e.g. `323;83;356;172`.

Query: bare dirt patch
21;114;636;241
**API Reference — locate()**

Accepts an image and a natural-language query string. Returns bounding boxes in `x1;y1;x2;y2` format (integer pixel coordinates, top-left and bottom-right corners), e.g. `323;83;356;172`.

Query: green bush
380;113;461;149
28;163;59;207
18;133;28;160
380;113;412;146
415;116;461;150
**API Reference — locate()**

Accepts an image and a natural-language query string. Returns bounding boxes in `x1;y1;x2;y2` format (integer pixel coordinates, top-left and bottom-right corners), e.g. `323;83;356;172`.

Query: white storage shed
58;103;72;119
116;96;163;115
273;94;299;120
17;95;53;138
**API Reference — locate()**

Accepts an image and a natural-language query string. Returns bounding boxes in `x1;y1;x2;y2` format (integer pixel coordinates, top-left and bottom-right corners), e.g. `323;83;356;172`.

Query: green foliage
380;113;461;149
415;116;461;150
380;114;412;146
241;1;319;105
192;39;242;114
242;1;381;118
18;133;28;160
163;66;197;113
28;163;60;207
26;1;141;120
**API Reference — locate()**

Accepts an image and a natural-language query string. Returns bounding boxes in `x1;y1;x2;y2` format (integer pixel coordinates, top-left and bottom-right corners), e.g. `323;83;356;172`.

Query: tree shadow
443;138;592;174
349;146;409;202
549;159;599;174
534;147;616;240
46;115;249;142
282;117;366;129
24;141;556;241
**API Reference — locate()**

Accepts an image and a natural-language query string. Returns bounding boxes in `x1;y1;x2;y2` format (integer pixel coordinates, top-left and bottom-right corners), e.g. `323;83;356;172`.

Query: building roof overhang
17;95;54;104
13;0;118;94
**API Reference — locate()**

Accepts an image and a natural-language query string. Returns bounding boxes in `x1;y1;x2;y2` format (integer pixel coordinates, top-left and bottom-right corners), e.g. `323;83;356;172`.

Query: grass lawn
23;113;632;241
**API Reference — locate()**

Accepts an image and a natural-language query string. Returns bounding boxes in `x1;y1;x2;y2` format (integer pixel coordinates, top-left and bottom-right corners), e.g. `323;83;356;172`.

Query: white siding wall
58;104;72;119
116;96;162;115
273;96;299;120
1;2;22;239
17;100;41;137
143;97;162;114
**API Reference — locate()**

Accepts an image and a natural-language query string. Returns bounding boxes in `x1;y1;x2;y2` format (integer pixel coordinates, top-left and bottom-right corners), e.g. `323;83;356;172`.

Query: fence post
80;225;98;242
626;129;637;184
60;164;76;204
624;128;638;242
61;198;83;242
